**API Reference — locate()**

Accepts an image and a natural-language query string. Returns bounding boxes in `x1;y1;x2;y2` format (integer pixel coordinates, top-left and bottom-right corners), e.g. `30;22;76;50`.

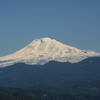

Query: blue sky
0;0;100;56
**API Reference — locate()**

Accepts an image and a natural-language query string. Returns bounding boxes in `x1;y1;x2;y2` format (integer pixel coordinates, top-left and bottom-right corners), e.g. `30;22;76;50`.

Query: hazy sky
0;0;100;56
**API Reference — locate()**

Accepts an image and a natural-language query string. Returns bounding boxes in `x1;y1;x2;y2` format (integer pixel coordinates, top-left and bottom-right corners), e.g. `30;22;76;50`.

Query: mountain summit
0;37;100;67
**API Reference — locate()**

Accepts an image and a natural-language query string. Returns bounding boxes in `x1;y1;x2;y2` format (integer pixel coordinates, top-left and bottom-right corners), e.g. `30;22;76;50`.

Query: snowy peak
28;37;80;54
0;37;100;67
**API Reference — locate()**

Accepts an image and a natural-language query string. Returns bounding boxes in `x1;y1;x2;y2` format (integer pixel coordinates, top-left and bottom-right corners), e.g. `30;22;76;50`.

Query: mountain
0;37;100;67
0;38;100;93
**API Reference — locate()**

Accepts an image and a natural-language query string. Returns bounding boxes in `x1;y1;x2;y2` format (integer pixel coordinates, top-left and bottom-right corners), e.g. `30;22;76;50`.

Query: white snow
0;37;100;67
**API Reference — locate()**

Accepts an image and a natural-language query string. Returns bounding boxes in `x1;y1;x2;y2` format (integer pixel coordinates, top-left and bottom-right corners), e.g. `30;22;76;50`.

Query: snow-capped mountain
0;37;100;67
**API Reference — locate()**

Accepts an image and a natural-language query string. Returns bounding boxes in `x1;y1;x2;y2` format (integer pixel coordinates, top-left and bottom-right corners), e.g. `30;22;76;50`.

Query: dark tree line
0;92;37;100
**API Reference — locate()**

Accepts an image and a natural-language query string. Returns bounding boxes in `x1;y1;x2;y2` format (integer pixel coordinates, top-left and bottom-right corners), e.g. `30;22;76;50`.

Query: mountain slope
0;38;100;67
0;57;100;89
